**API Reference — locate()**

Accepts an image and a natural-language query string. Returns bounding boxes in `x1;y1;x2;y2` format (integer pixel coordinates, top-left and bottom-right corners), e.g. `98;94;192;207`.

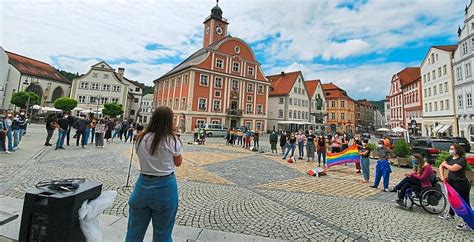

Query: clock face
216;26;223;35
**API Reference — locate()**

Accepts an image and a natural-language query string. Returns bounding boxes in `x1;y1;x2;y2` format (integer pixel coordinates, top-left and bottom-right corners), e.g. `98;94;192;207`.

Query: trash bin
19;181;102;242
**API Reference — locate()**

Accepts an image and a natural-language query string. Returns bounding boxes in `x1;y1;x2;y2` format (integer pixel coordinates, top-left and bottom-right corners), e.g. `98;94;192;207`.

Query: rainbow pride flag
326;144;360;168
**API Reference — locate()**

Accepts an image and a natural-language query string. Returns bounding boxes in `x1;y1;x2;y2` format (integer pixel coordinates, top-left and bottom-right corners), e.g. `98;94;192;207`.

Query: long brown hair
136;106;177;155
413;153;425;175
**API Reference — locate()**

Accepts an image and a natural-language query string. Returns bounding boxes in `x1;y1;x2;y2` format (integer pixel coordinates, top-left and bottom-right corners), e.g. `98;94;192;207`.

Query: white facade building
421;46;458;137
374;108;384;129
384;99;390;127
70;62;144;120
453;2;474;144
138;94;154;124
2;51;71;110
0;48;9;109
266;71;311;132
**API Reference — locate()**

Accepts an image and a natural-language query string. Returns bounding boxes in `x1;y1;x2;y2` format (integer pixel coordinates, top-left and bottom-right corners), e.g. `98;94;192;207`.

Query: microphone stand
125;141;135;187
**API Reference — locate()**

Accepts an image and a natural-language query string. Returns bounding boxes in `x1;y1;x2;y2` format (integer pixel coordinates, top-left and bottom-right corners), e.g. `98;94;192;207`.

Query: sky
0;0;468;100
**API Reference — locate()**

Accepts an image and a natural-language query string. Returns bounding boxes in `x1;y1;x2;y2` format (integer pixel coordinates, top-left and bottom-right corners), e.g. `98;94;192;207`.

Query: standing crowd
0;109;145;154
44;112;144;150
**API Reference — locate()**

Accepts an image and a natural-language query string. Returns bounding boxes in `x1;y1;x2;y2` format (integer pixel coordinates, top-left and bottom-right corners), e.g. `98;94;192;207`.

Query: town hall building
153;3;271;133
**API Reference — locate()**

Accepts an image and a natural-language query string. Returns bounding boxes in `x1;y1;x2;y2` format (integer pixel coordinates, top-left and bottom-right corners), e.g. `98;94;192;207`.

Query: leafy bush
366;143;377;151
102;103;123;117
393;140;410;158
435;151;450;168
10;91;39;108
54;97;78;111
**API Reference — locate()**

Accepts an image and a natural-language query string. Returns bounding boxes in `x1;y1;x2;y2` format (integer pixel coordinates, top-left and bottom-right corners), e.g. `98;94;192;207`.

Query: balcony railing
226;109;243;117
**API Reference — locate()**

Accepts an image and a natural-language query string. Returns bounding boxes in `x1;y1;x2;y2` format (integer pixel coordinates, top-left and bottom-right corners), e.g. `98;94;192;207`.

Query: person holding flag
438;144;472;230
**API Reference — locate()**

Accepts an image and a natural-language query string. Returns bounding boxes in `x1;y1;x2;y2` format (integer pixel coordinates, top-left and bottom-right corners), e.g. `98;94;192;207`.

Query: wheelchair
398;175;447;214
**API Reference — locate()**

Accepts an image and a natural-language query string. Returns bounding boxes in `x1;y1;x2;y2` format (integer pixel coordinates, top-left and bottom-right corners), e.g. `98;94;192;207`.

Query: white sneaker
456;222;471;230
5;151;11;154
75;146;79;149
438;213;454;220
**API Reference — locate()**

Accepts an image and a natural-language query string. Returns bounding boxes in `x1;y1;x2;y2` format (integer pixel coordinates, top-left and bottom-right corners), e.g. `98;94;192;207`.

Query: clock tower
203;1;228;47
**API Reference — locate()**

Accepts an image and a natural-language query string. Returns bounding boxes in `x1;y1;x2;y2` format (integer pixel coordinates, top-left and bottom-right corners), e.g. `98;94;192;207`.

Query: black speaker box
19;181;102;242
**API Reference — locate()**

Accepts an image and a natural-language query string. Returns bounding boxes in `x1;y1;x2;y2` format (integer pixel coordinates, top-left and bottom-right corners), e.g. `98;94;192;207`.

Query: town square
1;0;474;241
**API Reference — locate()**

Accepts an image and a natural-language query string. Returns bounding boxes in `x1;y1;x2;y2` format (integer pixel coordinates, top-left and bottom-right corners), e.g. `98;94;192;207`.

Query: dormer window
247;66;254;76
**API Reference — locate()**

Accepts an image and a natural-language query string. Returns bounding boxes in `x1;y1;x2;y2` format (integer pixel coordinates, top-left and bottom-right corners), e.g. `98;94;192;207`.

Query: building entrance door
231;119;237;128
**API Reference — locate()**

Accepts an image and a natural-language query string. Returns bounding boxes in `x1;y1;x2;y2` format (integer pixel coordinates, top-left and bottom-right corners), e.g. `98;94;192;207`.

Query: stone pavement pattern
0;124;473;241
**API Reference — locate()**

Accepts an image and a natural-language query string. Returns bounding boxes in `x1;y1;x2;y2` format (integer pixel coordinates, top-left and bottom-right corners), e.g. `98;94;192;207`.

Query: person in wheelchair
391;154;433;205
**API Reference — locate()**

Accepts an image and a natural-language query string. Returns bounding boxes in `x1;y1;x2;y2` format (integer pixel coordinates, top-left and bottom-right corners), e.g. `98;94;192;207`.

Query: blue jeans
283;143;296;159
126;174;178;242
373;160;391;189
18;128;25;141
360;157;370;181
56;130;66;148
298;142;304;158
317;151;326;165
13;129;21;148
6;129;13;151
84;128;90;145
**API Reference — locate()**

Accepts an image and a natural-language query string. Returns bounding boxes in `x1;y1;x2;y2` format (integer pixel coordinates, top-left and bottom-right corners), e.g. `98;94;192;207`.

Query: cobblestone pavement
1;124;473;240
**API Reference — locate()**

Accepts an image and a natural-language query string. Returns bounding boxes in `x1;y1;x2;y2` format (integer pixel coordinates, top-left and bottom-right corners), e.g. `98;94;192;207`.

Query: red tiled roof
321;82;352;100
433;45;457;52
304;79;320;97
397;67;420;87
6;51;69;83
267;71;301;96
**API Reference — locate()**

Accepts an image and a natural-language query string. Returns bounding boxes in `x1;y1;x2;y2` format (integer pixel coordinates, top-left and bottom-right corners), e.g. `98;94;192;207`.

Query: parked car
362;133;371;139
442;137;471;153
467;155;474;166
410;138;455;164
201;123;228;137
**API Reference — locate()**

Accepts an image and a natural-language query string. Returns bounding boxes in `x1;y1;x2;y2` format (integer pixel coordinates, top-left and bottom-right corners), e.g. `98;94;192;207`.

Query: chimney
118;67;125;80
280;71;285;76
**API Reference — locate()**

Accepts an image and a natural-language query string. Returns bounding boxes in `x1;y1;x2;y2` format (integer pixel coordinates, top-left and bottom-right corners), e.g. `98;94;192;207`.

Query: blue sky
0;0;468;100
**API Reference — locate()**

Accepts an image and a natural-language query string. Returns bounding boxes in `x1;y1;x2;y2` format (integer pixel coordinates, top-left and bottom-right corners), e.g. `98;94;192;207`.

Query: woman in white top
126;106;183;242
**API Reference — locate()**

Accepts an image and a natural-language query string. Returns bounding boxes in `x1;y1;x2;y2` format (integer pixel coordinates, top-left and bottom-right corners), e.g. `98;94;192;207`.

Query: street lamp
95;95;101;118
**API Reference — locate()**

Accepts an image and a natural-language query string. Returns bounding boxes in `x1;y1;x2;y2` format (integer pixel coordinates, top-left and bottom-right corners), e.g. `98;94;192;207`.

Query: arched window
51;86;64;102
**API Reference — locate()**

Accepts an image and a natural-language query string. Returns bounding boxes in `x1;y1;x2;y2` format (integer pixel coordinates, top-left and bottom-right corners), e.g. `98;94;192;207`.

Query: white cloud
322;39;370;60
0;0;467;96
264;61;418;100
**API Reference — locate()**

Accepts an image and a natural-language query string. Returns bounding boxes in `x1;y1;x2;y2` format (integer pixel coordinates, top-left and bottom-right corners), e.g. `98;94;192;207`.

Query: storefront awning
432;124;444;133
277;121;313;125
438;125;451;133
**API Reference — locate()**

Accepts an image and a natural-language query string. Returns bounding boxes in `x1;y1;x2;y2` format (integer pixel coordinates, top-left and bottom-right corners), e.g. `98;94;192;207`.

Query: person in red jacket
390;153;433;204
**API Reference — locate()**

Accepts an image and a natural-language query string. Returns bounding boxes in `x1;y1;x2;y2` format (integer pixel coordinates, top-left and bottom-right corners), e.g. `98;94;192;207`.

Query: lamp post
96;95;101;118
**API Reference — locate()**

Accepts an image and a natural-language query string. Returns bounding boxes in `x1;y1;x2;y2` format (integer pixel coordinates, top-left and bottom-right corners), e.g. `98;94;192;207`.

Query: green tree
102;103;124;117
393;140;411;158
54;97;78;112
10;91;40;109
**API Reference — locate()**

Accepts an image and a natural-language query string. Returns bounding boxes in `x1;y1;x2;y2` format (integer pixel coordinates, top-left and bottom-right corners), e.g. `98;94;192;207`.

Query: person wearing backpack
269;131;278;153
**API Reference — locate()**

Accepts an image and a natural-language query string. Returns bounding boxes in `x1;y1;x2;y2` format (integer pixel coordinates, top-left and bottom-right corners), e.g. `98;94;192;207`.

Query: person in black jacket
44;114;57;146
73;114;90;148
55;113;69;150
65;112;75;146
279;131;287;154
